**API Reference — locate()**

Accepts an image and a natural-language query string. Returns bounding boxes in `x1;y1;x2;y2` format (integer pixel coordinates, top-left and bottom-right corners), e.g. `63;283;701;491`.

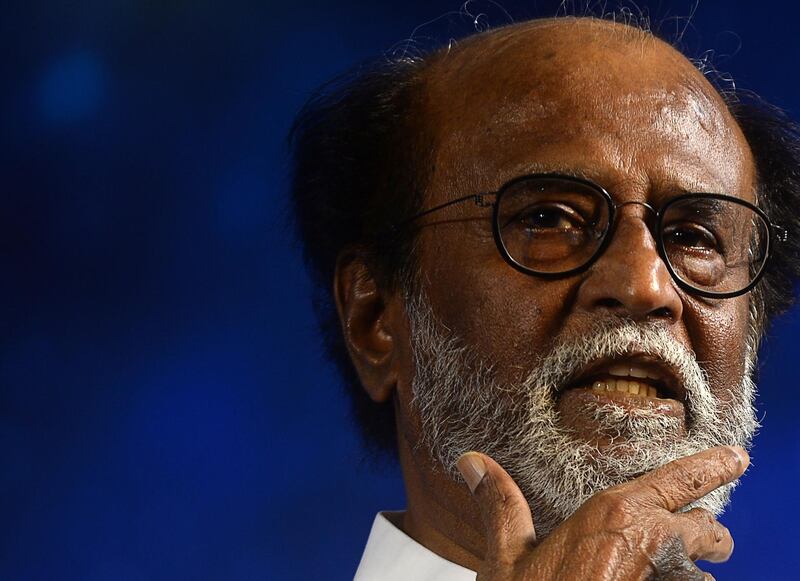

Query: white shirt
354;512;477;581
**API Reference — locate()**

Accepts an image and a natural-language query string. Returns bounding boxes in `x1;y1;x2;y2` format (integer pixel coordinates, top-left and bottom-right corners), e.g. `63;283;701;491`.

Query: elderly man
290;15;800;580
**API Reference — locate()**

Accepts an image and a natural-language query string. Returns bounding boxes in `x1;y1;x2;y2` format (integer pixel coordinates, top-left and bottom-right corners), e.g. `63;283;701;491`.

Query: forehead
420;19;755;205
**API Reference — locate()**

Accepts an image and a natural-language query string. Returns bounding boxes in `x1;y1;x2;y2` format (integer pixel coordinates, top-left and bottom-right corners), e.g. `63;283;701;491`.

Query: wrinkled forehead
420;18;755;202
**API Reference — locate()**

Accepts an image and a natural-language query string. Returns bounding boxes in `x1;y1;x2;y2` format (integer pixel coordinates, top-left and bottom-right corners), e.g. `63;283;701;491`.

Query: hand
456;446;749;580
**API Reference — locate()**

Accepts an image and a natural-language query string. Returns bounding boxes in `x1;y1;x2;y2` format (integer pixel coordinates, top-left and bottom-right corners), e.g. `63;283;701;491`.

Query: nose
575;211;684;323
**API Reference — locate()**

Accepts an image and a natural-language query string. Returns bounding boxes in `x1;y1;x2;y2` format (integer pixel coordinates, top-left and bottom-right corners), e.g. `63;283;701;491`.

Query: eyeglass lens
495;176;769;295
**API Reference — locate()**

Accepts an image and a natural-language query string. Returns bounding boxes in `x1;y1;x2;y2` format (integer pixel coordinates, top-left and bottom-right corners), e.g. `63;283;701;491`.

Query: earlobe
334;253;399;403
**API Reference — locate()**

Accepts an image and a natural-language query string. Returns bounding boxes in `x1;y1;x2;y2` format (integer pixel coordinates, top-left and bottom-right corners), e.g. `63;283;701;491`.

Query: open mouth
559;353;687;404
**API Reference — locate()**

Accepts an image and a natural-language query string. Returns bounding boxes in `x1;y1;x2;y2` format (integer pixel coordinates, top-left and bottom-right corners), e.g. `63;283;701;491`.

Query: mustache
525;316;707;395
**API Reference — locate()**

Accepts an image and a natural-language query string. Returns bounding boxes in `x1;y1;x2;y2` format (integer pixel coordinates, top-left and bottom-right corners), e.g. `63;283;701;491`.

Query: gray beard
406;291;760;537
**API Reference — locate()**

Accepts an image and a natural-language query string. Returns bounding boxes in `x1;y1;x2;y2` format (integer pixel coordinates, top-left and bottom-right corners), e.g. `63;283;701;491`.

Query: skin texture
335;17;757;580
457;447;747;580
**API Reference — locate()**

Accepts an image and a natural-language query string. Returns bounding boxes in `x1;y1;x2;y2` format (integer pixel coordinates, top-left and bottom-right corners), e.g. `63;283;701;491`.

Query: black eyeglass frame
399;173;787;299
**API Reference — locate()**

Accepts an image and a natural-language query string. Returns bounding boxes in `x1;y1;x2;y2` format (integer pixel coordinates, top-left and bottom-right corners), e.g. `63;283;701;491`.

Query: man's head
290;15;800;536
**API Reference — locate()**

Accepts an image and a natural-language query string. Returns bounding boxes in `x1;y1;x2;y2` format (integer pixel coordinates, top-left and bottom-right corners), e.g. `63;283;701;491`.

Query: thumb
456;452;537;560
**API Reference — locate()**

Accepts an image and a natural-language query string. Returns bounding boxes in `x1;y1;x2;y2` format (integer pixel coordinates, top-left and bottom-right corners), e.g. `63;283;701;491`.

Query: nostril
596;298;624;309
650;306;674;319
593;299;674;321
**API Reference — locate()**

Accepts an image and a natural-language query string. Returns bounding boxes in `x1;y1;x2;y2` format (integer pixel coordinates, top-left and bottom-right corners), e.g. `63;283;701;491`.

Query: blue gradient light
38;51;104;124
5;1;800;580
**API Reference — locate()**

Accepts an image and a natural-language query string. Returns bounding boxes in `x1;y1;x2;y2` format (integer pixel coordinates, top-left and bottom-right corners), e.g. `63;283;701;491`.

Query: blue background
4;1;800;579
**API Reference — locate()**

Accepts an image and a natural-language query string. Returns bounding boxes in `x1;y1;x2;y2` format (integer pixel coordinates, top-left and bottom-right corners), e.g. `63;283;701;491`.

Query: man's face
392;21;759;533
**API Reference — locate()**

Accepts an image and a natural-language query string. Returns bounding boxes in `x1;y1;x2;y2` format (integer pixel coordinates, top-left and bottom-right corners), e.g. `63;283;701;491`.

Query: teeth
589;378;658;397
608;364;661;381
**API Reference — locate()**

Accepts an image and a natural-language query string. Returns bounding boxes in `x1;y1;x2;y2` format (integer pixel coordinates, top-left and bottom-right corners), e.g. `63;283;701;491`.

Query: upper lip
560;352;687;401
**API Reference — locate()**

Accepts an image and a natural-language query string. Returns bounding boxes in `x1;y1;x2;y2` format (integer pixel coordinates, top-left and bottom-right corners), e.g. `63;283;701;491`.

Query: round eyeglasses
399;173;787;298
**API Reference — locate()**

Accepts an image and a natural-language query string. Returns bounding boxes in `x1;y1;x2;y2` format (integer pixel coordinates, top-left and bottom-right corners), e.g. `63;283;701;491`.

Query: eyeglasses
400;173;787;298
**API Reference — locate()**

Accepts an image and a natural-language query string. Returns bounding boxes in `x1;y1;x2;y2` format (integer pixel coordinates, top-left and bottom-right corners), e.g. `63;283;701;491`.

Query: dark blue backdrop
4;2;800;579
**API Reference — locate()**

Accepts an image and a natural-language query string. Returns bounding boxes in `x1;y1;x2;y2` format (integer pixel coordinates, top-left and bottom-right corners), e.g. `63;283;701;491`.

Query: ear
334;253;402;403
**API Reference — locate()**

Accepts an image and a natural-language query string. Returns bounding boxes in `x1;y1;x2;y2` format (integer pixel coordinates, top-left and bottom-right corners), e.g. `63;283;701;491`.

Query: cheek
418;228;578;379
683;296;751;401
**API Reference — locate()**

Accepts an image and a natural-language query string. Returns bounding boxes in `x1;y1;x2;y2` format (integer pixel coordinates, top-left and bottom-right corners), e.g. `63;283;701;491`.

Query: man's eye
663;224;719;251
519;204;581;230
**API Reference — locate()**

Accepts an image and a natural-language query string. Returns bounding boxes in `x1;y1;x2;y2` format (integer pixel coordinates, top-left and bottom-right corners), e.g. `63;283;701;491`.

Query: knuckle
674;462;706;489
594;489;629;510
689;507;714;520
686;507;728;541
671;461;727;497
647;481;676;510
712;521;731;544
686;507;716;527
678;509;733;563
591;490;638;529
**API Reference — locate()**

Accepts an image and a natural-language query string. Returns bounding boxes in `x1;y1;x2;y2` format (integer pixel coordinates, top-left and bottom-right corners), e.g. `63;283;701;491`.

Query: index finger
620;446;749;512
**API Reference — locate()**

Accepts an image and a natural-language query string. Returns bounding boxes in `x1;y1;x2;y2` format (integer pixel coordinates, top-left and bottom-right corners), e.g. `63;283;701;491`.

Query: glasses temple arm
394;192;496;231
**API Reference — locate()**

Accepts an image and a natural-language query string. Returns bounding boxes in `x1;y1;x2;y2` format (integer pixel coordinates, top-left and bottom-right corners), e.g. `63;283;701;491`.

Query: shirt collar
354;512;476;581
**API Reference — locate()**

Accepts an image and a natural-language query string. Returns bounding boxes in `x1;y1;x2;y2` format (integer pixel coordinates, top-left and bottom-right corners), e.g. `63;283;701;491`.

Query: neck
395;427;485;572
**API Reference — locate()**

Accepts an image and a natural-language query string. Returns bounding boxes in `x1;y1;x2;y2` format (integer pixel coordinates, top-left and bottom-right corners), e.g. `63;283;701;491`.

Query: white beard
406;291;760;537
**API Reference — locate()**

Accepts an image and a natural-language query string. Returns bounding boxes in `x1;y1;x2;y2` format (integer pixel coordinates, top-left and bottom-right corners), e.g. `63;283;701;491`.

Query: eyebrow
677;197;726;212
509;163;733;200
511;163;598;183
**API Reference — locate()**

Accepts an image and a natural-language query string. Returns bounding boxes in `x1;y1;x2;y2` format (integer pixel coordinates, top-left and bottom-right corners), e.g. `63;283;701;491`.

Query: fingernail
456;452;486;493
728;446;750;470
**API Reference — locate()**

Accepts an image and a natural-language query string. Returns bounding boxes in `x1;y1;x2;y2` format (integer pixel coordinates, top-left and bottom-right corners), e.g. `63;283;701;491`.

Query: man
290;14;800;580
